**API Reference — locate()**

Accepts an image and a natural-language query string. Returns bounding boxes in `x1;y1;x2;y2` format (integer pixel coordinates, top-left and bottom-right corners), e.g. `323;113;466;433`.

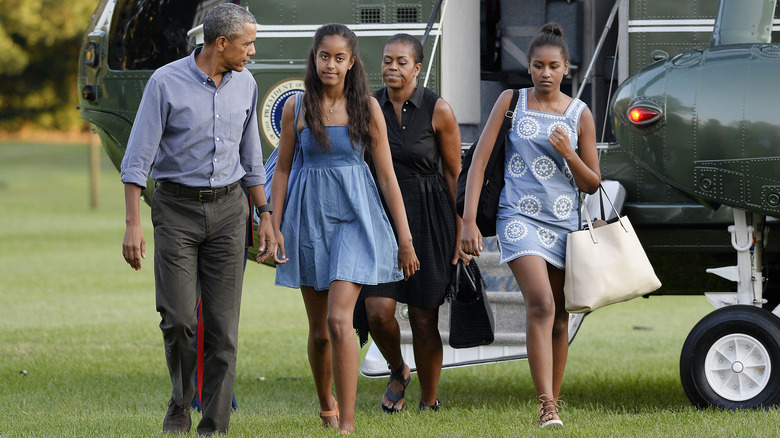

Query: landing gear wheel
680;305;780;409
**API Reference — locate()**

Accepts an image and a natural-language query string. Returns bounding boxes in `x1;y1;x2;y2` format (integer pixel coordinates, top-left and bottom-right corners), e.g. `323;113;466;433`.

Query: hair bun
540;23;564;38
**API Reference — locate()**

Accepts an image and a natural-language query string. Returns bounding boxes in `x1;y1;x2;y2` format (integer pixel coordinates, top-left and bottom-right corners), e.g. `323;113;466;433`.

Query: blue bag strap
277;92;305;215
260;92;303;208
293;92;303;147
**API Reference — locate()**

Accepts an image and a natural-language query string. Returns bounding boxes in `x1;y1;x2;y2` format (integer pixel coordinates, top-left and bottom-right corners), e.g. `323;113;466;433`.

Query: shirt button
402;126;406;130
216;137;220;141
214;158;218;162
403;108;406;112
215;92;219;96
216;114;220;118
211;178;215;182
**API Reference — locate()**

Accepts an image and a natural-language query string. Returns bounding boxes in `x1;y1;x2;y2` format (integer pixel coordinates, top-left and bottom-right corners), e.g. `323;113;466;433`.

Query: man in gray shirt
120;4;275;435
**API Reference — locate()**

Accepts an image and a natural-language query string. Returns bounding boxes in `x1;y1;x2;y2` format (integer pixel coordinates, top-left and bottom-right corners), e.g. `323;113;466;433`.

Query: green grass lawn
2;142;779;437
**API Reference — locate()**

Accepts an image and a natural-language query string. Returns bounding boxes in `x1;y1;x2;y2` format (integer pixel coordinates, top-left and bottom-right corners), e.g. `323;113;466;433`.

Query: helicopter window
396;6;419;23
360;7;382;24
107;0;237;70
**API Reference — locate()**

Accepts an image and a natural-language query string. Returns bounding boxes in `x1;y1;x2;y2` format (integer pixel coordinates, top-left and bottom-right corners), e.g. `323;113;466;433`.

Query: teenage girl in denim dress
267;24;420;435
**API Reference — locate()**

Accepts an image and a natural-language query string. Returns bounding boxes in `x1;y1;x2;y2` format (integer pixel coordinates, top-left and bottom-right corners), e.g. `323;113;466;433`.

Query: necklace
531;88;563;114
324;94;345;122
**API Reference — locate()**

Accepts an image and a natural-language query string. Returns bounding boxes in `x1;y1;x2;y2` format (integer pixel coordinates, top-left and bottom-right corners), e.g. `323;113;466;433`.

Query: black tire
680;305;780;409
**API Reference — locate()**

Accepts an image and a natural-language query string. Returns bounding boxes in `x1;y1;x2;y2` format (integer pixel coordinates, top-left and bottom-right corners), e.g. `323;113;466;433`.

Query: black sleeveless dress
354;86;457;345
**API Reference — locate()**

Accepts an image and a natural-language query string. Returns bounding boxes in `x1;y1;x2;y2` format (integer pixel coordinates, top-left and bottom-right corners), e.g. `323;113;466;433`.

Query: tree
0;0;96;131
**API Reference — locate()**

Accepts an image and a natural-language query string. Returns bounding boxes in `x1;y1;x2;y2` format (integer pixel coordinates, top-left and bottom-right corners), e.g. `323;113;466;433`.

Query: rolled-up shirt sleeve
239;81;266;188
120;77;165;189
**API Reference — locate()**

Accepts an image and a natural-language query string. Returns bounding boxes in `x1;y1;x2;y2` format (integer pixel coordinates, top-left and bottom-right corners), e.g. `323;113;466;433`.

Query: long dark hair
527;23;570;64
303;23;373;151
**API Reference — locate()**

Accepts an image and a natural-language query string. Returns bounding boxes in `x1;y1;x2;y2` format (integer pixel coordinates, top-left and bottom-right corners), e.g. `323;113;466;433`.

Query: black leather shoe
163;398;192;434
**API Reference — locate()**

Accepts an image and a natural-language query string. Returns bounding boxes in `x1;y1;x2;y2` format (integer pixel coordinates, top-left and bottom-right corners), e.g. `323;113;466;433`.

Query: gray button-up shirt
120;48;265;189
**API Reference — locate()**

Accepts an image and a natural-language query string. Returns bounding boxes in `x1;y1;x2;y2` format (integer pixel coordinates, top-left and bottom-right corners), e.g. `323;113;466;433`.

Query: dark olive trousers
151;185;248;434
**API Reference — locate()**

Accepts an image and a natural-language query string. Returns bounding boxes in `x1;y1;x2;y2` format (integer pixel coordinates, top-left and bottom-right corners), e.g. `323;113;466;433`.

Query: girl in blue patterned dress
266;24;419;435
461;24;601;428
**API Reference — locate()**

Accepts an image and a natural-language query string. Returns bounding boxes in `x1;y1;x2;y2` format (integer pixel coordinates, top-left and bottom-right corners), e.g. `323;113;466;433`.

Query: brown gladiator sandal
538;395;563;428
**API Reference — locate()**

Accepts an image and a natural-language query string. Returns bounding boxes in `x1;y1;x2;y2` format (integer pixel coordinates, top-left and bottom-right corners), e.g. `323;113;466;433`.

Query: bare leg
547;264;569;400
327;281;362;434
507;256;556;399
408;306;442;407
364;296;410;411
300;287;338;428
507;256;567;426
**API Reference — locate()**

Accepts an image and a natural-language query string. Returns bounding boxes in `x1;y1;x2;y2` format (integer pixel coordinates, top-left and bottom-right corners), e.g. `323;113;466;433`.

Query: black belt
157;181;240;202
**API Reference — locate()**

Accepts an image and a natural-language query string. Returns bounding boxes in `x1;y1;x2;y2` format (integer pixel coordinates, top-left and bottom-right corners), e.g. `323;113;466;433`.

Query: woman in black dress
355;33;469;413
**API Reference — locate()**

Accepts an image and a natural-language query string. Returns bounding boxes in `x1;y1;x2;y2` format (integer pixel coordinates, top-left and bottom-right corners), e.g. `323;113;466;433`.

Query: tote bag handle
581;184;627;244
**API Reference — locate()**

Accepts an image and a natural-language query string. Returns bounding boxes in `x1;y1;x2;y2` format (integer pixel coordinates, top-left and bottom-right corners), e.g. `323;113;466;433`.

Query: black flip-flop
381;363;411;413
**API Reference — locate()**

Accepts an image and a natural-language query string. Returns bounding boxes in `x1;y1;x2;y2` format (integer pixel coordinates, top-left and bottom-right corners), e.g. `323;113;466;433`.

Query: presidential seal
260;78;305;147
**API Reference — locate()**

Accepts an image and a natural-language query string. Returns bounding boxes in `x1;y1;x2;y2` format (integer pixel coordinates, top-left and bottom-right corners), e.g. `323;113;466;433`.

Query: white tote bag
564;186;661;313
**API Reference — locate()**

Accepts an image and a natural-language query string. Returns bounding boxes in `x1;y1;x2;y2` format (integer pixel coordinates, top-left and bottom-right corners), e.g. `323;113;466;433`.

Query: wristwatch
255;203;273;216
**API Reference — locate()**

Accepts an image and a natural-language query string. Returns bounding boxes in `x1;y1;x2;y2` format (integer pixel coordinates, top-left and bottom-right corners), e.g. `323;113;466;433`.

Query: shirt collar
377;84;424;109
376;87;390;106
187;47;233;85
408;84;424;108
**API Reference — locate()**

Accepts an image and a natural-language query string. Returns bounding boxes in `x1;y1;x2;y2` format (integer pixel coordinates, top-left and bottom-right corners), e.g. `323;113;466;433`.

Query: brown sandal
318;397;339;429
538;395;563;428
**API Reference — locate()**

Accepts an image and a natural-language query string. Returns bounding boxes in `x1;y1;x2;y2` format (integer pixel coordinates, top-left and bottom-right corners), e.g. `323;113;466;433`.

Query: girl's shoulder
366;94;382;112
283;92;304;109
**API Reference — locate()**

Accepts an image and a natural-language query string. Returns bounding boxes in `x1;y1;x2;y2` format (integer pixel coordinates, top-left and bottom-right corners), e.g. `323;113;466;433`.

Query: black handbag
448;260;495;349
455;89;519;237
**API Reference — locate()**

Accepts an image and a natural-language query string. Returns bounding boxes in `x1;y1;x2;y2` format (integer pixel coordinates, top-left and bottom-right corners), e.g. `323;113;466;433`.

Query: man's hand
123;222;146;270
123;183;145;270
255;212;277;263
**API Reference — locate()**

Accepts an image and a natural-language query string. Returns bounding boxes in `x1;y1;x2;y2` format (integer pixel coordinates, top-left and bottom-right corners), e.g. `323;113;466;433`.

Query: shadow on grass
367;360;694;414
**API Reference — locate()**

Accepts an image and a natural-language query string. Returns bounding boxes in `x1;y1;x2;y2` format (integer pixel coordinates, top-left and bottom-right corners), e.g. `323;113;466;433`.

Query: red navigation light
626;103;662;127
629;107;658;123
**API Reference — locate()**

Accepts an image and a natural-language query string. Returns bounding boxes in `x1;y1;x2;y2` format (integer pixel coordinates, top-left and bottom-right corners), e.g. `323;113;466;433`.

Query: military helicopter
77;0;780;409
611;0;780;409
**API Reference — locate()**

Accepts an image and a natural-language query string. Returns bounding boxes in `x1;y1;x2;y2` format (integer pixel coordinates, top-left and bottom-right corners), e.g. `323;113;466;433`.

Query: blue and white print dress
496;88;587;269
